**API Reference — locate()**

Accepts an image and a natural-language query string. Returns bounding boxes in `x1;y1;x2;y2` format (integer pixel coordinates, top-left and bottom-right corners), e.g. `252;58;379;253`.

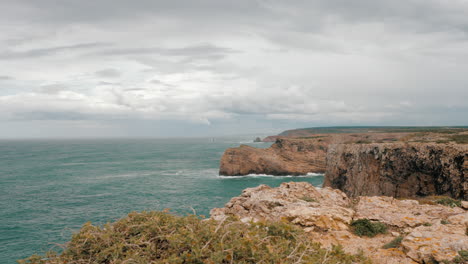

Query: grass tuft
382;236;403;249
436;197;462;208
300;196;318;203
350;219;388;237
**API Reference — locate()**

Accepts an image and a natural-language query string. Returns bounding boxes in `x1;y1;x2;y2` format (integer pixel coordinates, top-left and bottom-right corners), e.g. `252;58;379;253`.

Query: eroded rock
211;182;468;264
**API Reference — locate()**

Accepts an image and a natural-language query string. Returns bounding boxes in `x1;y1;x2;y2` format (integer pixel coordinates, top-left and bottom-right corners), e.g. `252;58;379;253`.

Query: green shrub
300;196;318;203
382;236;403;249
423;222;432;226
452;250;468;264
351;219;388;237
19;211;371;264
441;219;450;225
436;197;462;208
450;134;468;144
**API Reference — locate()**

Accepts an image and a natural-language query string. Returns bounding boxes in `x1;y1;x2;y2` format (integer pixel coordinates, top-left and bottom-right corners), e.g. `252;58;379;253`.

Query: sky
1;0;468;138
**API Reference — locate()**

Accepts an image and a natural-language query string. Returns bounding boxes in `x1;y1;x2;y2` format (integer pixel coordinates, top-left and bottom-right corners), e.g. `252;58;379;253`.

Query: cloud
95;68;121;78
0;0;467;137
0;75;14;80
0;42;111;60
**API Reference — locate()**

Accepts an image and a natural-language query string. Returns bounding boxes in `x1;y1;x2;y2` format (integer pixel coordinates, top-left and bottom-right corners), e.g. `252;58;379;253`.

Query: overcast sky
1;0;468;138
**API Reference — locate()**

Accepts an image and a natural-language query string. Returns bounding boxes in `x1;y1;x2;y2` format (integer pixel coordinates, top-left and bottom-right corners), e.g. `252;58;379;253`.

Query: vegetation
382;236;403;249
450;134;468;144
300;196;318;203
19;211;371;264
440;250;468;264
436;197;462;208
350;219;388;237
355;140;372;144
441;219;450;225
417;196;462;208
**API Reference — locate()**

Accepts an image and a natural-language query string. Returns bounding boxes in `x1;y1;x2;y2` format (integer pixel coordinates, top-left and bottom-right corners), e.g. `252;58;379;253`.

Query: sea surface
0;137;324;263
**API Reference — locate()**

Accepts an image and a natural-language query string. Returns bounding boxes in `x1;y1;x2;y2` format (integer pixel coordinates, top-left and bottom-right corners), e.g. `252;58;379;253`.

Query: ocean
0;138;324;263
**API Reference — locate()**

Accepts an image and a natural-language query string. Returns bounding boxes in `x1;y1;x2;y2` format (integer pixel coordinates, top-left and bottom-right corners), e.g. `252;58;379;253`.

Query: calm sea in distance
0;137;324;263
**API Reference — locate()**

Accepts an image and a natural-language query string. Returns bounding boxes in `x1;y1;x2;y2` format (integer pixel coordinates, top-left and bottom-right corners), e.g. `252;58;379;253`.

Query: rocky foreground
211;182;468;264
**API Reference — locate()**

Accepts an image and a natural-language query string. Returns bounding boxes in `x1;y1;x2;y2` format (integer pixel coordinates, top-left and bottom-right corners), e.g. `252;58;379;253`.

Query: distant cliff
219;132;409;176
324;143;468;200
219;131;468;200
219;138;328;175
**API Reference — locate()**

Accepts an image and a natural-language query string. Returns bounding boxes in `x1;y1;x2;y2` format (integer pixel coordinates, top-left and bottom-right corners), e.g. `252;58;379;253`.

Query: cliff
211;182;468;264
219;132;411;176
324;143;468;200
219;138;328;175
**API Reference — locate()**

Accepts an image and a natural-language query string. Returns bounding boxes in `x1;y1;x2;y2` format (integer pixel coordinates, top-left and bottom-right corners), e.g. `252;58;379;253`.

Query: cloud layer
1;0;468;137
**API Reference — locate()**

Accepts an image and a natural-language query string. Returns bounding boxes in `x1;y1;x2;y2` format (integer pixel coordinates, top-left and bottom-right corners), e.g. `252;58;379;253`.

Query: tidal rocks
324;143;468;200
210;182;468;264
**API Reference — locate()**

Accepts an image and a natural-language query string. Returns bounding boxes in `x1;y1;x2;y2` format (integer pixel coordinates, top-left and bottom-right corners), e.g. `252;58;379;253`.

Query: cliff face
324;143;468;200
219;132;409;176
219;138;327;175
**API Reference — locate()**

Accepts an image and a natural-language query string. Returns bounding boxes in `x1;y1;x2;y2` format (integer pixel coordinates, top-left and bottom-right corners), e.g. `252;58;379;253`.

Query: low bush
442;250;468;264
19;211;371;264
300;196;318;203
382;236;403;249
351;219;388;237
450;134;468;144
436;197;462;208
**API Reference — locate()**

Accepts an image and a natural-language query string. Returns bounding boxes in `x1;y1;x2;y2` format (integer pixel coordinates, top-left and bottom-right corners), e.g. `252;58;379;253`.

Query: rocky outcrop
219;132;411;176
211;182;468;264
219;138;328;175
324;143;468;200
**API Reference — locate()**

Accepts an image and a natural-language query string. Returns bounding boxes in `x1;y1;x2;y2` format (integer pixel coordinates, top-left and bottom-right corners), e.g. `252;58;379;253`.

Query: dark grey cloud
13;111;89;121
0;75;14;80
4;0;467;38
37;84;65;94
95;68;121;78
93;44;239;60
0;42;111;60
7;0;268;24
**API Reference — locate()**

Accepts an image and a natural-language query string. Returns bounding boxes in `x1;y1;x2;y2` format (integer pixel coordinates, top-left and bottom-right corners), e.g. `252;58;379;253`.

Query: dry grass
19;211;371;264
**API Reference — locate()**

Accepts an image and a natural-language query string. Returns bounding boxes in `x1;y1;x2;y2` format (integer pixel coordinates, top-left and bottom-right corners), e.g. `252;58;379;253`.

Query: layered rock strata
219;138;328;175
219;133;409;176
211;182;468;264
324;143;468;200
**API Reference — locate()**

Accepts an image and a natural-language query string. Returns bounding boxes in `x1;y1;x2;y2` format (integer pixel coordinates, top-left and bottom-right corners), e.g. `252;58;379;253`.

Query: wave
218;173;324;179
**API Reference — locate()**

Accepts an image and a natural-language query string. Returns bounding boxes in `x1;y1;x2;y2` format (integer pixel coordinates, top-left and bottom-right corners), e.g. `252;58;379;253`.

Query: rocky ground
211;182;468;264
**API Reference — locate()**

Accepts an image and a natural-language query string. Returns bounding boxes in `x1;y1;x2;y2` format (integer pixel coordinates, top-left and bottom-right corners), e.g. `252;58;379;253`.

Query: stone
462;200;468;210
402;224;468;263
211;182;468;264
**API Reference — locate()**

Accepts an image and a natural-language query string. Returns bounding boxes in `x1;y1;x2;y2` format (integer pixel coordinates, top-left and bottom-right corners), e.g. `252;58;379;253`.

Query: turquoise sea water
0;138;324;263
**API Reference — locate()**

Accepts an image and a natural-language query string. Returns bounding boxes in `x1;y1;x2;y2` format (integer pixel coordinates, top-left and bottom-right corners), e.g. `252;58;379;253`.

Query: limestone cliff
219;132;409;176
324;143;468;200
219;138;328;175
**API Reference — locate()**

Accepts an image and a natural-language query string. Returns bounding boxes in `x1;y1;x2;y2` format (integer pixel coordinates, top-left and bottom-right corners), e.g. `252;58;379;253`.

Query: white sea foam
218;173;324;179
